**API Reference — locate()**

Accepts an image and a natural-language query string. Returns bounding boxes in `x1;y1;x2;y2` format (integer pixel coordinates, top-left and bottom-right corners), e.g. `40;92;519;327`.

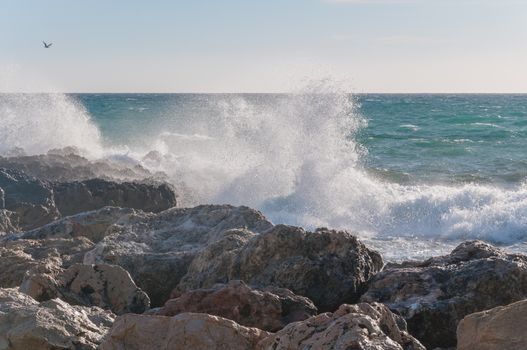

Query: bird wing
48;43;52;47
42;41;47;46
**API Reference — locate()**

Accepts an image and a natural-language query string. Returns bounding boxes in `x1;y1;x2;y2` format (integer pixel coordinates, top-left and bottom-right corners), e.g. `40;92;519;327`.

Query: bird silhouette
43;41;52;48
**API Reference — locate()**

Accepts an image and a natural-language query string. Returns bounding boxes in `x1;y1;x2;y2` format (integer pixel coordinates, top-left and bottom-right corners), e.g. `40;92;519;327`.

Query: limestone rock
157;280;317;331
0;288;114;350
361;240;527;349
257;302;425;350
22;263;150;315
0;209;18;233
177;225;384;311
20;206;136;243
53;179;176;216
0;237;94;288
457;299;527;350
99;313;270;350
84;205;273;306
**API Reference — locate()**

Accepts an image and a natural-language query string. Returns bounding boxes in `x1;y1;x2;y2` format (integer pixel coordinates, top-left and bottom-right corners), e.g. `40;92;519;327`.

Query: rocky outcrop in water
457;299;527;350
0;168;59;230
361;240;527;349
155;280;317;331
53;179;176;216
0;150;153;183
0;160;177;232
259;303;425;350
99;313;271;350
0;288;114;350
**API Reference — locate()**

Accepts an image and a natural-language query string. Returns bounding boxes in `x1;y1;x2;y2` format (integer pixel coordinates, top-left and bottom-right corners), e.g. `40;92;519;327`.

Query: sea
2;89;527;261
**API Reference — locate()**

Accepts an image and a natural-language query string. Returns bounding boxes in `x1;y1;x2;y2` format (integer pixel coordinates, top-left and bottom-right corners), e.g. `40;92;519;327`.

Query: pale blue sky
1;0;526;92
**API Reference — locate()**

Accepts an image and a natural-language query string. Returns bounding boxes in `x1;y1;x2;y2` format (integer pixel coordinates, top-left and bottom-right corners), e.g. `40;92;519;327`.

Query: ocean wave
4;87;527;259
0;93;103;157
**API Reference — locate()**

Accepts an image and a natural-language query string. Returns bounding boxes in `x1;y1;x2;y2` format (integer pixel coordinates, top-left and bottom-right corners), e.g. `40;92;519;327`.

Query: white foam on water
4;84;527;260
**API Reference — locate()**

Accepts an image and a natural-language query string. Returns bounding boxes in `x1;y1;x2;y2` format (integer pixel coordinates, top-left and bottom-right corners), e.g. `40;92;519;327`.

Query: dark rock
361;240;527;349
177;225;384;312
0;168;59;230
53;179;176;216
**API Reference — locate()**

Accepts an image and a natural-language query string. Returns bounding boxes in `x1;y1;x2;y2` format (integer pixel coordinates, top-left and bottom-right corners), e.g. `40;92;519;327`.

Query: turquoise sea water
72;93;527;186
2;92;527;260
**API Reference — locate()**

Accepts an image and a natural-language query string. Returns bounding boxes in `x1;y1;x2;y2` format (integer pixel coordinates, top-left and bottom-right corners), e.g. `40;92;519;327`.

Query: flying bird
43;41;52;48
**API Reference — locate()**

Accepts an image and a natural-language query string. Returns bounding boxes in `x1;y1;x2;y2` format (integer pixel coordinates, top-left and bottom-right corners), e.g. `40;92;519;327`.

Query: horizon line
2;91;527;95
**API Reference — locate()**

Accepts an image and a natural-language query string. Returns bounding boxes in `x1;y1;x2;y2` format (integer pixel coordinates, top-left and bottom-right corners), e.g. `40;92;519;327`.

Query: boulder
258;302;425;350
0;168;59;230
0;288;114;350
0;237;94;288
84;205;273;306
0;151;152;183
22;263;150;315
0;163;177;231
19;206;137;243
99;313;271;350
457;299;527;350
177;225;383;311
52;179;176;216
157;280;317;331
361;241;527;349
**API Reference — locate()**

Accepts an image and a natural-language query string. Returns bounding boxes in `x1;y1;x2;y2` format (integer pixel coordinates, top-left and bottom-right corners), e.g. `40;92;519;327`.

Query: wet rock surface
0;161;177;232
361;240;527;349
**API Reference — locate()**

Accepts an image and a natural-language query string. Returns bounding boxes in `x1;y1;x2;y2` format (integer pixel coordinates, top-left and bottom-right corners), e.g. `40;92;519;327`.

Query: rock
361;240;527;349
0;162;177;231
0;209;18;233
99;313;271;350
177;225;383;311
84;205;273;306
0;288;114;350
0;168;59;230
22;263;150;315
0;237;94;288
0;151;152;183
52;179;177;216
20;206;137;243
157;280;317;331
258;302;425;350
457;299;527;350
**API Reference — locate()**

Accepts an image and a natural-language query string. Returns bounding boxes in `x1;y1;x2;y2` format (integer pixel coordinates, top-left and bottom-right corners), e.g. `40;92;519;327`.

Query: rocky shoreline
1;152;526;349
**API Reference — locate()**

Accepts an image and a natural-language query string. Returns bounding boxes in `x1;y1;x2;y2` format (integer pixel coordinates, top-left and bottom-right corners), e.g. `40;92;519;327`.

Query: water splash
0;93;103;156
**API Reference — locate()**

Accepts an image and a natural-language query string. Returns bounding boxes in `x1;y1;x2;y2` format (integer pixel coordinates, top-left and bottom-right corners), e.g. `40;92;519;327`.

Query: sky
1;0;526;93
